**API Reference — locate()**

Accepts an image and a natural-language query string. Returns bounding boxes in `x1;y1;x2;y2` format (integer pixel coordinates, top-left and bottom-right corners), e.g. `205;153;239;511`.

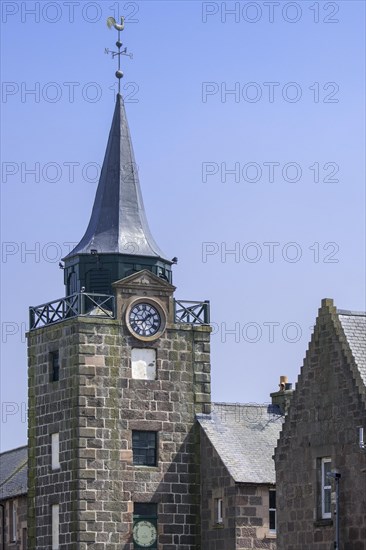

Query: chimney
270;375;293;415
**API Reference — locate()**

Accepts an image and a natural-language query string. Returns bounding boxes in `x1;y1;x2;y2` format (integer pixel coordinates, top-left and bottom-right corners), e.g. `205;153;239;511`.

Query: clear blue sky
1;1;365;451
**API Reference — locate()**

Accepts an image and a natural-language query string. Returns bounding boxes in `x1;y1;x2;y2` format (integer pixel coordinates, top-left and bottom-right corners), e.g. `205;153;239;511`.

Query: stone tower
27;93;211;549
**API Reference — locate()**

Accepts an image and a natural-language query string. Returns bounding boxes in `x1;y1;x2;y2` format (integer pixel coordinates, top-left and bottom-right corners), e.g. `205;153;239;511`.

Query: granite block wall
28;316;211;549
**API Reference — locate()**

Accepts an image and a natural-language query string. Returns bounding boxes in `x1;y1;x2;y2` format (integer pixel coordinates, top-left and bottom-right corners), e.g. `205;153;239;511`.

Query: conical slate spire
65;94;168;260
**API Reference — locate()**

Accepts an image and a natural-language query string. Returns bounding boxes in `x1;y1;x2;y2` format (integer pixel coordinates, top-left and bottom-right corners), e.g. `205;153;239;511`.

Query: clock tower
27;65;211;550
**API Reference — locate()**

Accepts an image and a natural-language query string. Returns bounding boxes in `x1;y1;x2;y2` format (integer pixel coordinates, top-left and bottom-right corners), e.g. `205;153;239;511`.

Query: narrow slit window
12;504;17;542
52;504;59;550
9;500;16;541
215;498;223;524
50;351;60;382
51;433;60;470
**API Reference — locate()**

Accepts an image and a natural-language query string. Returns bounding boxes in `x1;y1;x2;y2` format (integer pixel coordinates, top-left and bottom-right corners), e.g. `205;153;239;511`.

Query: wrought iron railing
29;293;115;330
174;300;210;325
29;295;210;330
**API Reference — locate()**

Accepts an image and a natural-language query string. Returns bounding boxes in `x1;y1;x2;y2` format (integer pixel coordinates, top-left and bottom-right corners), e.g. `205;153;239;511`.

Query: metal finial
105;16;133;95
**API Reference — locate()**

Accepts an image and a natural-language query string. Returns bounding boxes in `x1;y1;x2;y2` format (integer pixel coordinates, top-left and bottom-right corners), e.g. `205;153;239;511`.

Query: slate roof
338;309;366;387
64;93;170;262
197;403;283;484
0;445;27;500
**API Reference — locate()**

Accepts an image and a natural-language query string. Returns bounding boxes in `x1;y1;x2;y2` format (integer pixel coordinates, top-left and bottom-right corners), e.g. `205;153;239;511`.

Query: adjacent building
0;446;28;549
198;403;282;549
275;298;366;549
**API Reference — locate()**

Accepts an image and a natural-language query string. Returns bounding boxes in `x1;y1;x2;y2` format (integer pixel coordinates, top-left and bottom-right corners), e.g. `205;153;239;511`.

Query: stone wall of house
200;428;236;550
236;485;277;549
275;300;366;549
0;495;27;549
200;430;277;550
28;315;211;550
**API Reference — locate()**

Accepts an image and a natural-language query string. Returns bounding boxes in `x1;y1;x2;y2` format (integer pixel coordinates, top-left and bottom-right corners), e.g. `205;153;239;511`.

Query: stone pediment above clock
113;270;176;323
113;269;176;296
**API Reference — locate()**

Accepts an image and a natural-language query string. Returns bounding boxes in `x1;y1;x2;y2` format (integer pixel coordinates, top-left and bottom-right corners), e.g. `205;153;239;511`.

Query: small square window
50;351;60;382
132;431;157;466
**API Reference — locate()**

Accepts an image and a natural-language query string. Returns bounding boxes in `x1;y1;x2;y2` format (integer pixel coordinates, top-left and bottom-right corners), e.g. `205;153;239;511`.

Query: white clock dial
126;299;166;341
128;302;162;337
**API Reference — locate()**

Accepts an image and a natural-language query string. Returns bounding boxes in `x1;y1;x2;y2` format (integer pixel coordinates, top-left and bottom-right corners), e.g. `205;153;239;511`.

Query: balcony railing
29;293;115;330
29;294;210;330
174;300;210;325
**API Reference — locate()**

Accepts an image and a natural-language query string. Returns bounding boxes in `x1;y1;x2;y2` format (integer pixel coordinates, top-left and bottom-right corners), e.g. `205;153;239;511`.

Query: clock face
133;520;157;547
128;302;162;338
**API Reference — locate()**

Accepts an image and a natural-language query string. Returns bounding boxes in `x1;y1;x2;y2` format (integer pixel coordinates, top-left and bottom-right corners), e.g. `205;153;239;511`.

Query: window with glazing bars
269;489;276;532
132;431;157;466
321;458;332;519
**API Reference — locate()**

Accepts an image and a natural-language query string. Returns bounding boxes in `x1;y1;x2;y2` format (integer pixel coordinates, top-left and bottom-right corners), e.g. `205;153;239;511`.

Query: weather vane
105;16;133;95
